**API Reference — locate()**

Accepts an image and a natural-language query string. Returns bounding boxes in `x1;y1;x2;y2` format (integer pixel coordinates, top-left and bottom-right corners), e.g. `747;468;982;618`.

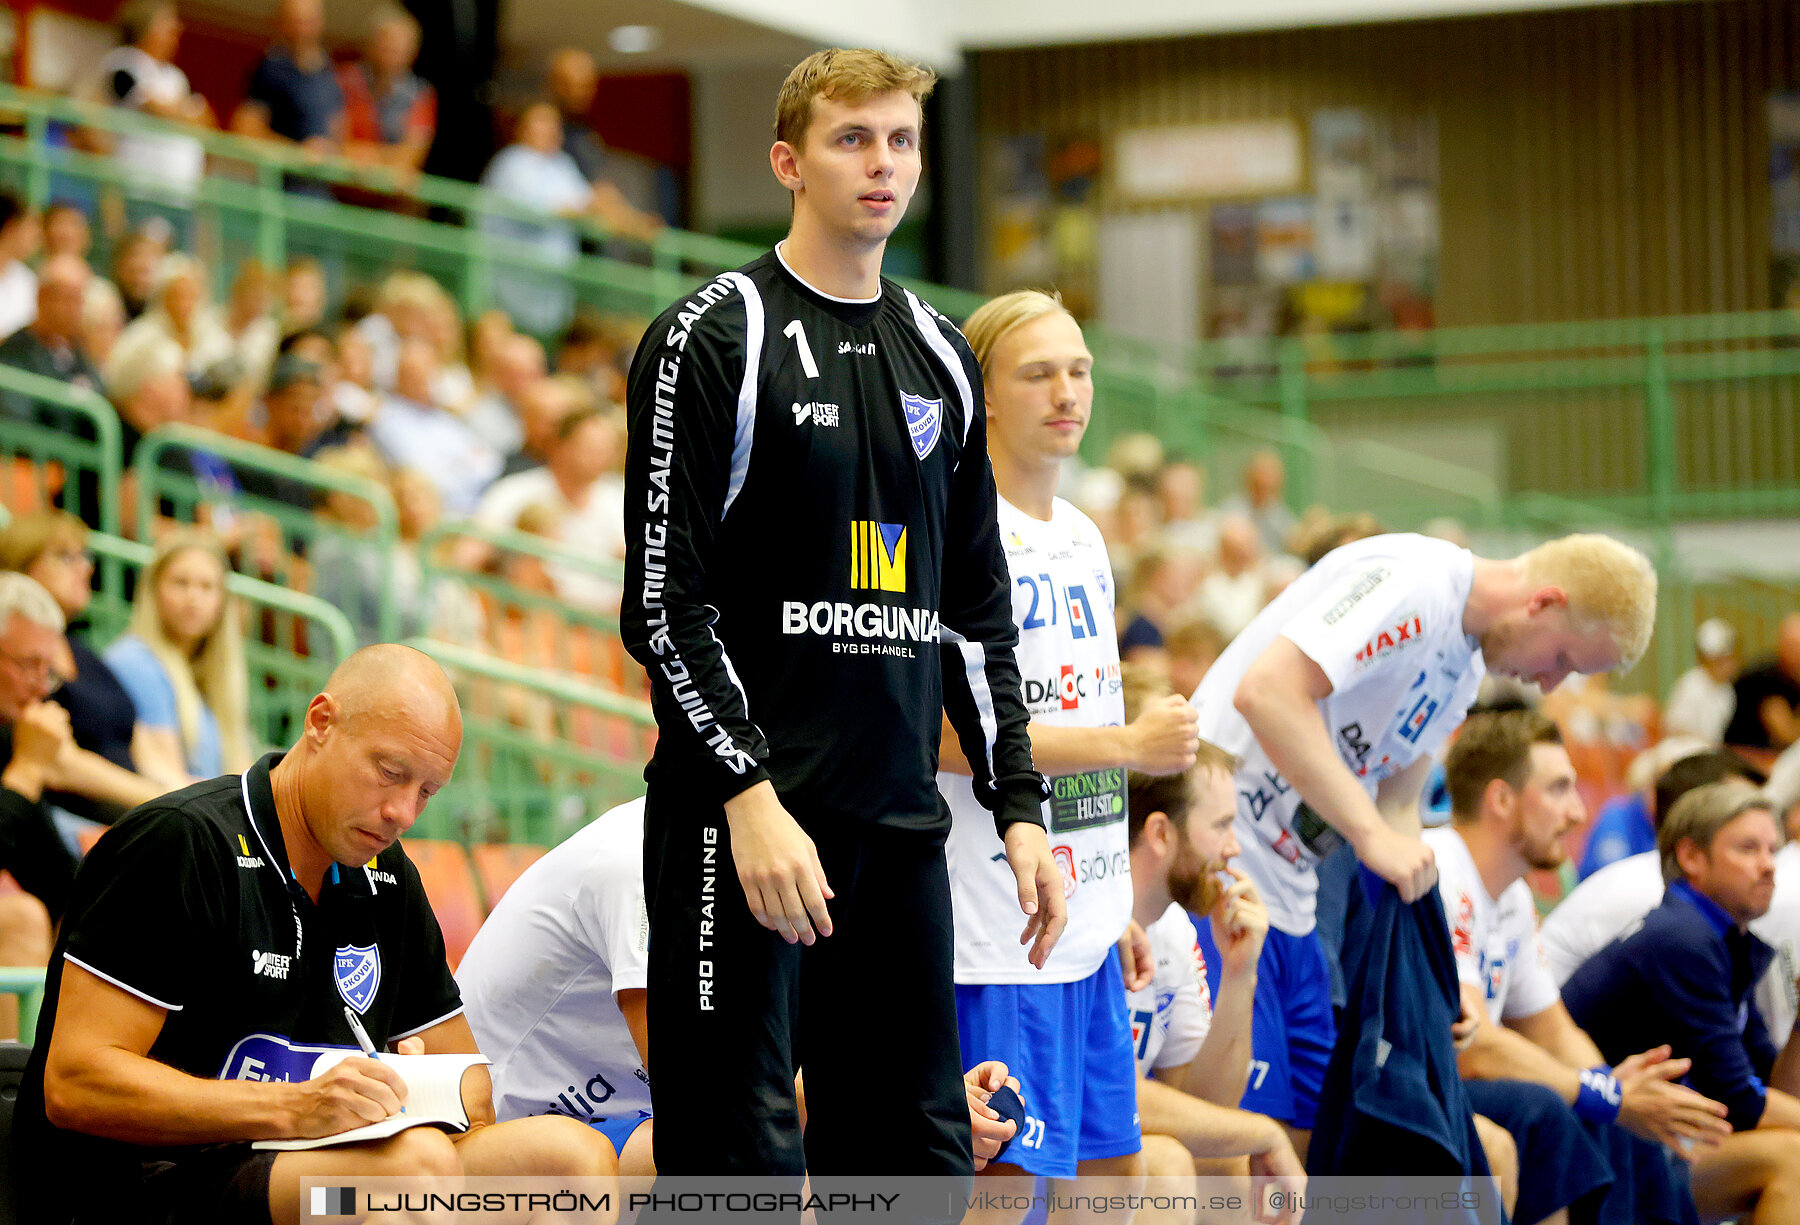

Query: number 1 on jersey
784;319;820;379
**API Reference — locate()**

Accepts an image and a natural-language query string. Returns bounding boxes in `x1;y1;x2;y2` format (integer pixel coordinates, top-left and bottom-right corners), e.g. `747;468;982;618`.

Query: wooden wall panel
976;0;1795;327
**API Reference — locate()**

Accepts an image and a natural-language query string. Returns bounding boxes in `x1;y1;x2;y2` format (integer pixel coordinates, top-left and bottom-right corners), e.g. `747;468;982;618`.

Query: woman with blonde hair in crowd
0;511;180;815
104;252;236;397
103;529;252;779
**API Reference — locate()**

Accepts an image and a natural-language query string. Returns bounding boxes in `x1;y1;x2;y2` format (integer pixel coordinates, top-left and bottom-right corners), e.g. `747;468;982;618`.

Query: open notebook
252;1051;490;1151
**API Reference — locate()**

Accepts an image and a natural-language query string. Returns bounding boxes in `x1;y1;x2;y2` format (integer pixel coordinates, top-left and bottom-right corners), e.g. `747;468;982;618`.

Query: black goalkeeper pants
643;784;972;1180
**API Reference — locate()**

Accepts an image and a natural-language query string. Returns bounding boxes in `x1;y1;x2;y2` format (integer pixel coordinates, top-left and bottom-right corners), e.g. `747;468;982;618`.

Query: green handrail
402;636;653;842
132;423;403;640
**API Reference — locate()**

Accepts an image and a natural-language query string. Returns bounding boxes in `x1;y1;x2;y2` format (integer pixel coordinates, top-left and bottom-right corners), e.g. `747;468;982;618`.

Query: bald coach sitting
12;645;613;1225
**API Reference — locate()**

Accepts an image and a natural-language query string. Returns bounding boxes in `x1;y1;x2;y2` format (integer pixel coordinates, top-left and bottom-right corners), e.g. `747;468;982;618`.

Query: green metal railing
0;84;989;323
85;531;356;751
133;422;400;636
417;519;637;690
1092;312;1800;529
403;637;654;843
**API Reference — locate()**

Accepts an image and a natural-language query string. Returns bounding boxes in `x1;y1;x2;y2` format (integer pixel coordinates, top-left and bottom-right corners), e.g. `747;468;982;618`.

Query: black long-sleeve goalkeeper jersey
621;249;1045;835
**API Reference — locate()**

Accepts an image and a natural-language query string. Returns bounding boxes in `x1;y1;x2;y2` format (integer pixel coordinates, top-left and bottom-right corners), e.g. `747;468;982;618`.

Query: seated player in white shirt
456;797;1027;1182
1433;710;1731;1225
1123;736;1306;1225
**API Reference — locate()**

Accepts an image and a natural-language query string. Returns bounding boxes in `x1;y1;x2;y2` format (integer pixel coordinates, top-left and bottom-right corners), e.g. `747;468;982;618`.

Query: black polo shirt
14;753;461;1215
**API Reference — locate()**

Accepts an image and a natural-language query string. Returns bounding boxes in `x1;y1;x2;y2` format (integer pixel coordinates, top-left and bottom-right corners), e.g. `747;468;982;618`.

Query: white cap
1695;618;1737;660
1624;735;1712;791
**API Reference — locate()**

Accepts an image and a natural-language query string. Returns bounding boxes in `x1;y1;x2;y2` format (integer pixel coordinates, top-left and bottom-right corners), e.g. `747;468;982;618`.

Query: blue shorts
954;947;1141;1179
1193;919;1335;1130
588;1113;650;1159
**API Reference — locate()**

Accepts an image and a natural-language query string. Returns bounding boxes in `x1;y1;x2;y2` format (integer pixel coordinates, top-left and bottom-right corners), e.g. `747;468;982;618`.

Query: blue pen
344;1006;404;1113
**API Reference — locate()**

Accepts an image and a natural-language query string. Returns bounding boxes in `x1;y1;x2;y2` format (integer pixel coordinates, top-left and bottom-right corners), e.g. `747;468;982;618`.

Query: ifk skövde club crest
334;943;381;1014
902;391;942;460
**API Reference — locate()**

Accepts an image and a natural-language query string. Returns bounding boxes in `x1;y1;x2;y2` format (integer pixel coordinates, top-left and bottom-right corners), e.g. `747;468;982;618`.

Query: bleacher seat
402;841;483;972
471;844;547;913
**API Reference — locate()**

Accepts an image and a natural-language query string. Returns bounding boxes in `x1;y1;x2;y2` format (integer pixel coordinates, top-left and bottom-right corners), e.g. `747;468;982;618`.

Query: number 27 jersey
942;496;1129;984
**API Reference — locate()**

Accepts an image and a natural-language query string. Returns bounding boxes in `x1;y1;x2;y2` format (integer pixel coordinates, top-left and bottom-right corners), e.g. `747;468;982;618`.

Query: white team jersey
456;800;652;1126
1126;903;1214;1079
1191;534;1485;934
1539;851;1663;986
1424;827;1560;1020
1753;842;1800;1049
943;496;1128;983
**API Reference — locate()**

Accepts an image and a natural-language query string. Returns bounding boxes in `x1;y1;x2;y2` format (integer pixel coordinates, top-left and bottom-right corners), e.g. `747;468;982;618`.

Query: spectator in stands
354;269;437;391
367;338;500;516
41;203;91;263
104;529;252;778
546;46;666;234
1119;546;1203;665
422;289;476;415
328;321;380;427
1164;617;1223;701
1725;613;1800;756
1563;781;1800;1224
107;225;166;323
1221;450;1299;557
1156;458;1218;556
0;516;169;779
0;573;84;921
0;190;42;341
222;260;280;394
230;0;345;184
105;253;236;402
1196;513;1269;642
0;516;186;824
555;312;626;404
310;446;482;647
464;331;544;456
501;373;581;478
1666;618;1740;744
0;255;103;428
84;0;213;205
1293;511;1384;569
475;406;626;611
80;277;126;369
338;4;435;174
482;102;658;335
280;256;327;335
1576;736;1711;881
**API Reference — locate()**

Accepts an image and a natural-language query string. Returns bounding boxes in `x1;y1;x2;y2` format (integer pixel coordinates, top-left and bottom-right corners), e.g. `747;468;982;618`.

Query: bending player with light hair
941;289;1203;1224
1189;528;1655;1173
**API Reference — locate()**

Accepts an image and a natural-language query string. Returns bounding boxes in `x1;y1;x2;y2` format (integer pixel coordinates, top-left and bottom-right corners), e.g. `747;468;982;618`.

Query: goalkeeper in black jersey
621;49;1063;1182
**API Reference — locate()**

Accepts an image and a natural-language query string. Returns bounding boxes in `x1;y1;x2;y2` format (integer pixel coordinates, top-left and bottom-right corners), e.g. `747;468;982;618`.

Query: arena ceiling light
607;24;663;54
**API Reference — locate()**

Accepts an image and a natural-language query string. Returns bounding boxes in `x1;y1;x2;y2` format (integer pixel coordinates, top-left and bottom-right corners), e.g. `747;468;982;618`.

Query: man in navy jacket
1564;781;1800;1223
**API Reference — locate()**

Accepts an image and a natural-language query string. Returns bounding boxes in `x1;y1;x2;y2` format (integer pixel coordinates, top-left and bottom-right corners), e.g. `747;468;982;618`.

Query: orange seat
403;841;484;972
471;843;548;911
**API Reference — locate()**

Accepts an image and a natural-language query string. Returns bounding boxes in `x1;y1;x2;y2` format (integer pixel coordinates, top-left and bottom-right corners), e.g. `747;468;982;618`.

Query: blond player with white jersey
1189;530;1657;1153
940;290;1200;1214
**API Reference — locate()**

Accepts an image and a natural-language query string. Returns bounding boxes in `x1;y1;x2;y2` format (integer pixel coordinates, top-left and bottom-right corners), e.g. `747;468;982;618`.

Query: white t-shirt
943;496;1128;983
473;466;626;609
1539;851;1663;987
93;47;205;193
1191;534;1486;934
1663;667;1735;744
1425;827;1560;1020
455;799;652;1126
1540;843;1800;1048
0;262;36;341
1126;903;1214;1079
1753;842;1800;1048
